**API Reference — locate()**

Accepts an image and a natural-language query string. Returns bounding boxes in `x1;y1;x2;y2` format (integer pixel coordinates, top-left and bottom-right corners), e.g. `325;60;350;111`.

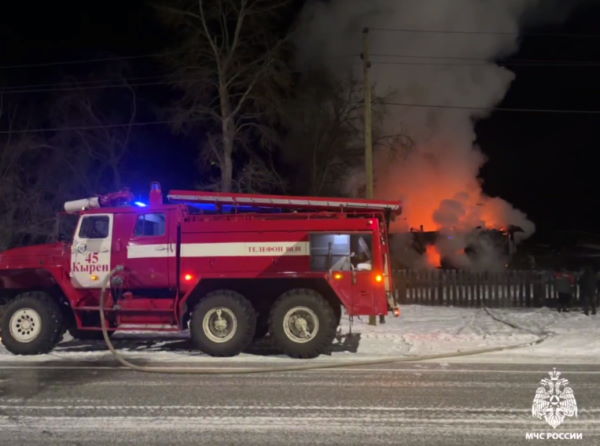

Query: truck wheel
191;290;256;356
333;304;342;327
0;292;64;355
269;289;337;358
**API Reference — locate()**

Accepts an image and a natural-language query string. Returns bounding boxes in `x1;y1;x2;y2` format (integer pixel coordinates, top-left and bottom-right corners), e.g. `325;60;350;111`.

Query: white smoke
295;0;579;269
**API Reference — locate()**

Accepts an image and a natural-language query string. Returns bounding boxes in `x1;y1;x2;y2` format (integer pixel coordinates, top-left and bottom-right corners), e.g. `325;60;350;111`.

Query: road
0;359;598;445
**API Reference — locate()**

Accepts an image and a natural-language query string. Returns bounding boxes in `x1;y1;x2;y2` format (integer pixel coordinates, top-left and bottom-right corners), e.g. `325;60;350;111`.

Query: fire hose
99;266;552;375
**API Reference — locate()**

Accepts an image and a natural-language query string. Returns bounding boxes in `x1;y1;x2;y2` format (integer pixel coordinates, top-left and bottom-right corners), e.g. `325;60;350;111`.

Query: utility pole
362;27;377;326
362;27;374;201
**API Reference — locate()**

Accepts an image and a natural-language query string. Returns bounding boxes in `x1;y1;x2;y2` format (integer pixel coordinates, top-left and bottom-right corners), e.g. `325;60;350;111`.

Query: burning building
386;184;532;270
391;225;525;271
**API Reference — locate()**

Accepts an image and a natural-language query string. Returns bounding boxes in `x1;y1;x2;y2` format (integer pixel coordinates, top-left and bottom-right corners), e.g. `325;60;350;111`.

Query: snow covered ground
1;305;599;365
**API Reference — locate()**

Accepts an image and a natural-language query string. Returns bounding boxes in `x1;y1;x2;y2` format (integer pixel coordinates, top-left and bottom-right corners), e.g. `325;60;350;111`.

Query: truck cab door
115;210;174;291
70;214;113;288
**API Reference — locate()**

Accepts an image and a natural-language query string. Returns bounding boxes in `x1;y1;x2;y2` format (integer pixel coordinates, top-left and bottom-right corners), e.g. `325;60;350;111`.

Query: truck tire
191;290;256;357
269;289;337;358
333;304;342;327
0;291;64;355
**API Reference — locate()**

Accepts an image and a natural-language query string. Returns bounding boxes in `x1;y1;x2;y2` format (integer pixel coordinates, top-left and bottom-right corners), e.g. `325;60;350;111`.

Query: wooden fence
394;270;577;307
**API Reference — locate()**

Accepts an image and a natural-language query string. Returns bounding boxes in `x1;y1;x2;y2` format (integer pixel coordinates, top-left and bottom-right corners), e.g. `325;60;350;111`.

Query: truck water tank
64;197;100;213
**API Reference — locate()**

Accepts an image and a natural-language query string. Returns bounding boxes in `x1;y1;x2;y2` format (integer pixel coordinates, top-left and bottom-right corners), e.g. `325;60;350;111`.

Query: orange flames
375;141;534;270
377;144;523;234
397;191;510;233
425;245;442;268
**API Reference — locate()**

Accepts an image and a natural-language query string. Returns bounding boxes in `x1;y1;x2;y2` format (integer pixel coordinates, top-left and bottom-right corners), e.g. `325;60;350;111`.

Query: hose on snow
99;266;551;375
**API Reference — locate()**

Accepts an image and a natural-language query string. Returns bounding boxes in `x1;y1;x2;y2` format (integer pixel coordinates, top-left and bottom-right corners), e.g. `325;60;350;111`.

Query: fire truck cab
0;184;401;358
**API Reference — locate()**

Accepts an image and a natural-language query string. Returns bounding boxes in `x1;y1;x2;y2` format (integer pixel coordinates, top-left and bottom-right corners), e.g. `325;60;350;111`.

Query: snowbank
1;305;599;364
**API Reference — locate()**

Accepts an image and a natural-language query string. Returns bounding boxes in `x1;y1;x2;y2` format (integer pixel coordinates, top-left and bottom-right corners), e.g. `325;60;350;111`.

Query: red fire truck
0;183;400;358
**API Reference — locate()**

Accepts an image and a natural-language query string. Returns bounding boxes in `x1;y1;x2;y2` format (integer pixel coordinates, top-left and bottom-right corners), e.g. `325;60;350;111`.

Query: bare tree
50;77;136;195
0;72;136;250
159;0;292;192
282;74;362;196
0;99;60;249
282;71;413;197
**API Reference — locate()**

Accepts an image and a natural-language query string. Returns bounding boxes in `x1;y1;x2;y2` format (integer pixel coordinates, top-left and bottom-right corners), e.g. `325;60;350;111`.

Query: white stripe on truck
127;241;310;259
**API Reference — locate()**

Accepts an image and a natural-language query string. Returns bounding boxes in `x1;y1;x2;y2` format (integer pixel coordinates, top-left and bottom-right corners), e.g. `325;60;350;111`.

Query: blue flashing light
188;202;218;211
134;201;148;208
183;202;284;214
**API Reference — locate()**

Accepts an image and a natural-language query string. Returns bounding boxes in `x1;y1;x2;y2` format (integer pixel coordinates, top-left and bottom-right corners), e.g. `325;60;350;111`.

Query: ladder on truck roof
167;190;402;215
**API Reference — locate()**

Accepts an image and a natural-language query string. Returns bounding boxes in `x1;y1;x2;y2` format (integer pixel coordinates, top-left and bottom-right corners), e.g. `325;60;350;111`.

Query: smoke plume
296;0;578;269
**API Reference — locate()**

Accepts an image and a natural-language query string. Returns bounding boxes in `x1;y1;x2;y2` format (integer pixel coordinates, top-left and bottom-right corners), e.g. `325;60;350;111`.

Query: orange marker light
375;274;383;283
333;272;344;280
184;273;194;282
90;275;99;281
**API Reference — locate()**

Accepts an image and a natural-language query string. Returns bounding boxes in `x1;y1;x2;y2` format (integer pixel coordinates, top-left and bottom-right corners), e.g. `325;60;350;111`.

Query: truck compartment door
311;233;376;314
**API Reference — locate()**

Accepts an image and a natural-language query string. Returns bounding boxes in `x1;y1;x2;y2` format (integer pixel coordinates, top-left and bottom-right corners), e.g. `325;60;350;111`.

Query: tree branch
198;0;223;76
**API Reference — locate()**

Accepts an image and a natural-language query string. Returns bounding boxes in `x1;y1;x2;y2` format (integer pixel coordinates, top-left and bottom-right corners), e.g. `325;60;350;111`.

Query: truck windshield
79;216;109;239
134;213;166;237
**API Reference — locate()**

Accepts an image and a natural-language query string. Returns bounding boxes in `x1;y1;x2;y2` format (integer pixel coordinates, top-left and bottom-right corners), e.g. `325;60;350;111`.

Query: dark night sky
1;1;600;241
478;1;600;239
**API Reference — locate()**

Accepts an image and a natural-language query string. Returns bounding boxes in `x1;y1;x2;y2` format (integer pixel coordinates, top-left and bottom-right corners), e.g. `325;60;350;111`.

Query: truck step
73;306;173;313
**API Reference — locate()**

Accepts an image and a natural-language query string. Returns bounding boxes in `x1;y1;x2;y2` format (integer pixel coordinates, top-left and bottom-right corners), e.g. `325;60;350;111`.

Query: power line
0;119;187;135
0;50;179;71
0;79;173;95
0;73;174;92
371;61;490;67
371;53;497;61
0;72;221;96
370;53;600;66
372;27;516;35
381;102;600;114
0;28;594;73
370;27;600;38
2;102;597;135
0;53;594;95
0;73;196;95
370;60;600;67
0;72;228;96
